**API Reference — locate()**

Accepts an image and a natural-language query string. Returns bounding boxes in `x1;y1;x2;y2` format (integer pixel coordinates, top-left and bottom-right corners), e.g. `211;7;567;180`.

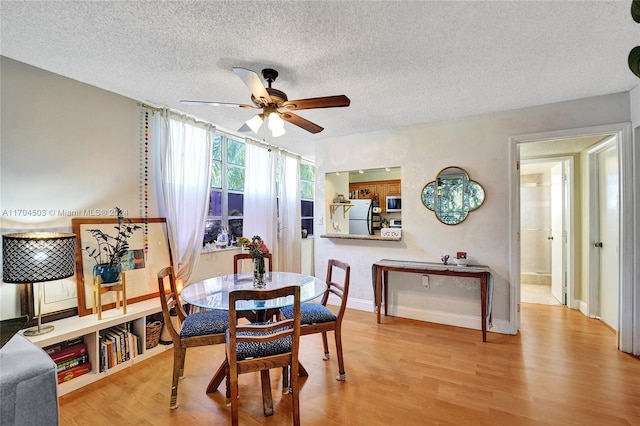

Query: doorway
510;123;634;353
520;159;568;306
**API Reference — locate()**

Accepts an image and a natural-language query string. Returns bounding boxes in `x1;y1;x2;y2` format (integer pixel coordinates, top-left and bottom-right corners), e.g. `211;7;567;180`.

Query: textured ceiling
1;1;638;160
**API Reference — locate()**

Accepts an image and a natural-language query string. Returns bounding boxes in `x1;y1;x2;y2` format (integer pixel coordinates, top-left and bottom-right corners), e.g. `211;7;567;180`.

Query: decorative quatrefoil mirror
421;167;485;225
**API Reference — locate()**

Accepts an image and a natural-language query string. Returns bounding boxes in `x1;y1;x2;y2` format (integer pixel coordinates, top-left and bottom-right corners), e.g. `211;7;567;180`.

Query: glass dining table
181;271;328;313
180;271;328;394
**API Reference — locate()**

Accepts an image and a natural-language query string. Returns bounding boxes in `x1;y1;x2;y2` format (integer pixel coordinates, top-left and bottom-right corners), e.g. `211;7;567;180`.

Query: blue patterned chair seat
180;310;229;338
226;325;292;360
281;303;337;325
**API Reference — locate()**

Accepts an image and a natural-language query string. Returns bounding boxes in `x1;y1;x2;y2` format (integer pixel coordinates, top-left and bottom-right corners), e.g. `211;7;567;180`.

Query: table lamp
2;232;76;336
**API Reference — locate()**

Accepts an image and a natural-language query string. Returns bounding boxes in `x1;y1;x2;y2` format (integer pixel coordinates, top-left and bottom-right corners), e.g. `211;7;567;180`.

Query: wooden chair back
227;286;301;425
233;252;274;274
157;266;188;344
292;258;350;381
157;266;228;409
320;259;351;323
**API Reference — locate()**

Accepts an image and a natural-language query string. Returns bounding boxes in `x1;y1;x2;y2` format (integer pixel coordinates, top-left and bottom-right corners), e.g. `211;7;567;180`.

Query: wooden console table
372;259;492;342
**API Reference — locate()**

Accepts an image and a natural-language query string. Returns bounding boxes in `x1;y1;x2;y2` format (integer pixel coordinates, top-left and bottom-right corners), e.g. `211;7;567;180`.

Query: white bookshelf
23;298;172;396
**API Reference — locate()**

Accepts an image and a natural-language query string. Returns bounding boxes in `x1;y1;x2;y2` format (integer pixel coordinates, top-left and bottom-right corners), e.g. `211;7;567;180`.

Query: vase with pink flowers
240;235;270;288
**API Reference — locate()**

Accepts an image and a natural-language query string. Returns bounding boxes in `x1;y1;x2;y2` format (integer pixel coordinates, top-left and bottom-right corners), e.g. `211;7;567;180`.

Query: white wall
314;92;632;336
0;57;162;319
324;172;349;234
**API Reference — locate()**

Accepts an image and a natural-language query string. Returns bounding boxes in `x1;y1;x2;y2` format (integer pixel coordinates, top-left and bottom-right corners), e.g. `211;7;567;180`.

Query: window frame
300;161;315;237
205;132;245;246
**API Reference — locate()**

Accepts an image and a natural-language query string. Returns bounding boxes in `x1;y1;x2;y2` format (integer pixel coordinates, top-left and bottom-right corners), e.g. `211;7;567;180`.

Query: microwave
386;195;401;212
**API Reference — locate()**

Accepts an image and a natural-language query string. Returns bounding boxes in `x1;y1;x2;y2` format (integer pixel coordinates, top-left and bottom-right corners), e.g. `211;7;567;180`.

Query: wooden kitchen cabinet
349;179;401;213
349;182;379;200
385;181;401;195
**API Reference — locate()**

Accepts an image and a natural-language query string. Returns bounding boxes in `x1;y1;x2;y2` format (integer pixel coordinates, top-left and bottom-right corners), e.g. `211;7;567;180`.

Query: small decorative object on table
239;235;270;288
83;207;141;285
441;255;450;265
216;227;228;249
455;251;471;266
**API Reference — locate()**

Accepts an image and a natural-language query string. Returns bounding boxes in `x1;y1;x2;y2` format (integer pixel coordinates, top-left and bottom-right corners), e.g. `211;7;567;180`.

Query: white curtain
159;110;213;284
277;152;301;272
243;140;278;266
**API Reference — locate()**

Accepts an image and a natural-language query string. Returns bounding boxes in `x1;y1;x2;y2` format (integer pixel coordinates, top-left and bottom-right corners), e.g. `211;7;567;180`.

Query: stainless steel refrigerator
349;199;380;235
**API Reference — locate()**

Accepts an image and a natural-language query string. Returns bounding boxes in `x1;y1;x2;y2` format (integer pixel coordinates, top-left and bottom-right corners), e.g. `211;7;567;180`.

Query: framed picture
20;279;79;326
71;217;171;317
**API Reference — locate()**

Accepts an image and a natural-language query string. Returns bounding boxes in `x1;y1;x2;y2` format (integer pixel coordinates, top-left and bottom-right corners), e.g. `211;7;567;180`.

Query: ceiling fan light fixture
271;126;286;138
184;67;350;135
268;112;285;131
246;114;264;133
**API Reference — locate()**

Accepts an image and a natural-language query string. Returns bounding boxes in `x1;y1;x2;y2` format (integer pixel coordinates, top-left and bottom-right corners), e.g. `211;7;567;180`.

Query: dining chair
280;259;351;381
226;286;301;426
157;266;229;409
233;252;274;274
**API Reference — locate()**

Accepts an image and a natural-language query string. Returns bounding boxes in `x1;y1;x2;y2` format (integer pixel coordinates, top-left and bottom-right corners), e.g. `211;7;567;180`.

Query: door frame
519;157;573;307
509;123;633;353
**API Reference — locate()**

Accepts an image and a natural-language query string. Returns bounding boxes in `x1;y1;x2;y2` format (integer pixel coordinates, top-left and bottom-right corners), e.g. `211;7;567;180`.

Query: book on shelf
49;342;88;364
107;328;126;363
130;332;139;358
99;323;141;371
114;324;131;360
43;336;84;356
56;353;89;373
100;332;117;369
57;362;92;384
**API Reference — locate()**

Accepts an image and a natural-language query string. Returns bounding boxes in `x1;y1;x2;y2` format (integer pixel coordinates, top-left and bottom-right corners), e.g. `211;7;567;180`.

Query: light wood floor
59;304;640;425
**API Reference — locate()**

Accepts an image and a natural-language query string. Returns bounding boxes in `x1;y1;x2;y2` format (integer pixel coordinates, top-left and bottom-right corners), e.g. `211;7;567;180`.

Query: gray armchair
0;333;59;425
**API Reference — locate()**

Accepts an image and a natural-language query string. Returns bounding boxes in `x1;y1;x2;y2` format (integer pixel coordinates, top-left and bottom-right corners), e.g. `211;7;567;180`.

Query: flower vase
93;263;122;286
253;256;266;288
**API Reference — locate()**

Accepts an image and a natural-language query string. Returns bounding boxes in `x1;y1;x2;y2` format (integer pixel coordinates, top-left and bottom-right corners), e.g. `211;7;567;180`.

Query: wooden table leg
481;274;487;342
206;359;228;393
383;270;388;317
260;370;274;416
298;361;308;378
376;267;383;323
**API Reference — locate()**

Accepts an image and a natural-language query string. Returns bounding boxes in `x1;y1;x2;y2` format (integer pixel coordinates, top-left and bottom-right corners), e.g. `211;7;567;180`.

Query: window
300;162;315;236
203;135;312;245
204;134;245;245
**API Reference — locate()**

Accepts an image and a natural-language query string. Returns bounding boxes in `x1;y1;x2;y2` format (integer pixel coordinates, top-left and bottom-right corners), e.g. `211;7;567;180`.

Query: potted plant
83;207;141;285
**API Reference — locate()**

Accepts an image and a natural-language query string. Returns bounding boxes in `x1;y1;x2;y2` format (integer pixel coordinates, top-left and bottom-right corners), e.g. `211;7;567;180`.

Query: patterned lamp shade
2;232;76;283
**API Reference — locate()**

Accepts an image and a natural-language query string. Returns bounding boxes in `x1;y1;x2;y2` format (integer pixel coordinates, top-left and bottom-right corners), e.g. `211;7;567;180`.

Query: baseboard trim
329;295;511;335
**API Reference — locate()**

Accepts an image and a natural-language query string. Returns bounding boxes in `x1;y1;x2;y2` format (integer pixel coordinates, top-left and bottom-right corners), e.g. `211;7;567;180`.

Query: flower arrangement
239;235;270;259
238;235;270;287
83;207;142;268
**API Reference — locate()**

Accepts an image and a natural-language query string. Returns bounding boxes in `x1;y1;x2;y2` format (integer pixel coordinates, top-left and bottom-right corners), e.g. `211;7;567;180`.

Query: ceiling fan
180;67;350;137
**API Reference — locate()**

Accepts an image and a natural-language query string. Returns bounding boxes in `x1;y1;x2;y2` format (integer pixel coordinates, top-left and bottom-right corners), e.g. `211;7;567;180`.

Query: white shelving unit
23;298;172;396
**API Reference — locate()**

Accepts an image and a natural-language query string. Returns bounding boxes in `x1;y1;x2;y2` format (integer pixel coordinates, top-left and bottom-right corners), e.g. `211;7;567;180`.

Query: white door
597;145;619;330
550;163;564;304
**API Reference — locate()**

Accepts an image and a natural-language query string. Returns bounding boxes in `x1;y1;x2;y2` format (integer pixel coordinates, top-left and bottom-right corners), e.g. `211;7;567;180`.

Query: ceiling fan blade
232;67;273;104
237;123;251;133
279;95;350;111
280;112;324;134
180;100;256;109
